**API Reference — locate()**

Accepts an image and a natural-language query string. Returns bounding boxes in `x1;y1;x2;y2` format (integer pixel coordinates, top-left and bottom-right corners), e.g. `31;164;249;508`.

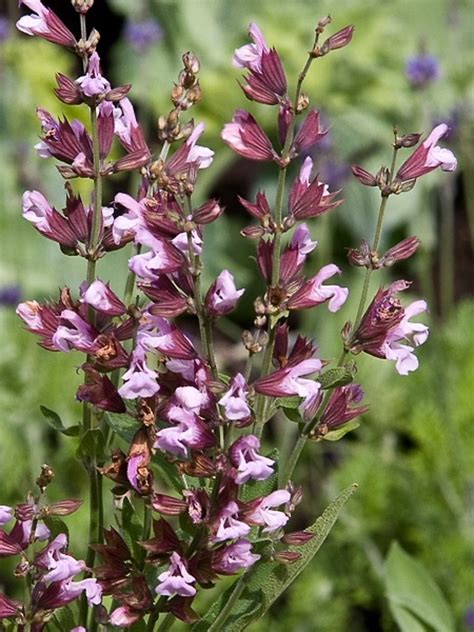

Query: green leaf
323;420;360;441
193;484;357;631
105;412;138;443
43;516;69;541
281;407;302;423
384;542;455;632
40;405;64;430
390;604;427;632
318;366;355;390
52;605;77;632
77;428;106;460
153;454;185;494
277;396;301;409
40;405;79;437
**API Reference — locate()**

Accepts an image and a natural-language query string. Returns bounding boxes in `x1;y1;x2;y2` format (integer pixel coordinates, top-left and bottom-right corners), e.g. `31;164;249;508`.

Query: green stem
207;572;249;632
79;104;105;632
146;597;167;632
157;613;175;632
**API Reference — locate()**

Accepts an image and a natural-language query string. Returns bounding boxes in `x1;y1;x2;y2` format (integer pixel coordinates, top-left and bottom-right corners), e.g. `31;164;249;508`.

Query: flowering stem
280;137;400;486
351;139;398;333
146;596;168;631
184;197;219;379
78;104;105;631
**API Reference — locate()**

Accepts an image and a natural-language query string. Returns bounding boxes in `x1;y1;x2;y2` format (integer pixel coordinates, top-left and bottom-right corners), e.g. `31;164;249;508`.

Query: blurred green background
0;0;473;630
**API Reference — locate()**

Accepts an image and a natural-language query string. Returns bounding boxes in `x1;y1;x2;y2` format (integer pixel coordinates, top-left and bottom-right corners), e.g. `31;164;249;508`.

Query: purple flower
76;52;111;98
16;300;43;330
406;54;440;88
155;552;196;598
0;17;10;43
124;18;163;53
245;490;290;532
254;358;322;417
219;373;251;422
0;506;13;525
206;270;245;316
155;386;214;457
22;190;53;232
234;23;288;106
118;345;159;399
291;223;318;264
81;280;126;316
233;23;269;71
351;281;429;375
214;501;250;542
113;98;149;154
222;110;276;162
288;264;349;312
229;435;274;484
397;124;457;181
0;286;22;307
52;310;97;353
213;540;260;574
288;156;341;219
56;577;102;607
382;299;429;375
16;0;76;48
293;110;328;154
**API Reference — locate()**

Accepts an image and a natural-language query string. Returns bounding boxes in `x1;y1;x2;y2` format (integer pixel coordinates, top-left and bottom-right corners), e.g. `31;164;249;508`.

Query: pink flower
288;156;341;219
288;264;349;312
214;502;251;542
52;310;96;353
233;23;269;71
254;358;322;417
397;124;457;181
0;506;13;526
206;270;245;316
382;299;429;375
22;190;53;231
81;280;126;316
219;373;251;421
16;0;76;48
222;110;276;161
166;122;214;175
213;540;260;575
245;490;290;533
155;552;196;598
16;300;43;331
76;52;111;98
291;223;318;265
229;435;274;484
118;345;159;399
292;110;328;154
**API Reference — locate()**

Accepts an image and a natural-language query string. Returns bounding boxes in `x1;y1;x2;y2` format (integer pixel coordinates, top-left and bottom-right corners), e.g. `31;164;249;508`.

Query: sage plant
1;2;457;630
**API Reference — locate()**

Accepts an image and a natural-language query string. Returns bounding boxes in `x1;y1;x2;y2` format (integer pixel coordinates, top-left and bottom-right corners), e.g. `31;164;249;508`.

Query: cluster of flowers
0;490;100;628
4;1;456;629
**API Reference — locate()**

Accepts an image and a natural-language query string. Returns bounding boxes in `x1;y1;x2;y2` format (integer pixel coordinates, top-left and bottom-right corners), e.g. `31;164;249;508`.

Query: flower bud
395;133;422;149
44;499;83;516
347;239;371;268
171;84;186;106
241;225;265;239
36;464;54;492
378;236;421;267
317;15;332;33
71;0;94;13
187;83;203;105
296;93;310;113
182;51;200;75
320;25;354;55
351;164;377;187
282;531;315;545
274;551;302;564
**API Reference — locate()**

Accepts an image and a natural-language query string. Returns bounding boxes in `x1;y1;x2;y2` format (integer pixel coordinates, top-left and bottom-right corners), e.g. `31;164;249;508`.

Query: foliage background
0;0;473;630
